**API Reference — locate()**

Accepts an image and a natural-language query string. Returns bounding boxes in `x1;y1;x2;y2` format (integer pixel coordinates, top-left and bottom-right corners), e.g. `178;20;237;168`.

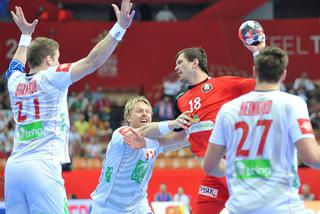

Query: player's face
175;53;194;84
128;102;152;129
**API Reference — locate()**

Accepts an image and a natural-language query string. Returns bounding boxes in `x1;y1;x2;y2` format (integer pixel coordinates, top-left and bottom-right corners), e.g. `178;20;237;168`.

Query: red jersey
176;76;255;157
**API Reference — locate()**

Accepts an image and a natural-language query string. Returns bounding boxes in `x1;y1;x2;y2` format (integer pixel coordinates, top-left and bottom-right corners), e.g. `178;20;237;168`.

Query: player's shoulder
109;126;129;146
215;75;249;81
215;76;254;84
221;91;252;110
6;59;25;80
175;87;189;100
114;126;130;136
46;63;72;73
277;91;307;106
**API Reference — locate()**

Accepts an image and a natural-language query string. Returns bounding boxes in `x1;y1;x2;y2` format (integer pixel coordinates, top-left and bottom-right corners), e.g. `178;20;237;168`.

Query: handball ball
238;20;265;46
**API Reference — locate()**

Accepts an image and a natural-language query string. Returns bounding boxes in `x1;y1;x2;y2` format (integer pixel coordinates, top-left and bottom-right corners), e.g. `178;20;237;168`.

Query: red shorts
192;175;229;214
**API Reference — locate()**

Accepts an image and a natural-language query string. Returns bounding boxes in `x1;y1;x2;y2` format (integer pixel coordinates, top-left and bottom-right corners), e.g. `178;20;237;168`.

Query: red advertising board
62;167;320;209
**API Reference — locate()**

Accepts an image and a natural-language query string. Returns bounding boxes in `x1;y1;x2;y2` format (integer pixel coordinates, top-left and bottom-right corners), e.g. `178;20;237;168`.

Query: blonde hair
123;96;152;125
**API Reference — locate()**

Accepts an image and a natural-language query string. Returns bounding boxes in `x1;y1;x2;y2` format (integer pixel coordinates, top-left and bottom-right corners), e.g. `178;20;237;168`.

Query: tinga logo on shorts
235;159;272;179
17;121;44;141
131;160;149;184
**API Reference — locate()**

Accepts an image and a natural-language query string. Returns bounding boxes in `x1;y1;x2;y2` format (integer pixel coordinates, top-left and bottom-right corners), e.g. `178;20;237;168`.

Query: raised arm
70;0;135;82
6;6;38;80
10;6;38;64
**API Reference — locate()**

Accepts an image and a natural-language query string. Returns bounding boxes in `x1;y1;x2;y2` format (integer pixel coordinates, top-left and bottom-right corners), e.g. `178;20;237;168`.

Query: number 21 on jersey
15;97;40;122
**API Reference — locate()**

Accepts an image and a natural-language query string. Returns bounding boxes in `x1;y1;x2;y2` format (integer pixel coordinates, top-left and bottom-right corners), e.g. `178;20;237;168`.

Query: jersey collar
188;77;210;89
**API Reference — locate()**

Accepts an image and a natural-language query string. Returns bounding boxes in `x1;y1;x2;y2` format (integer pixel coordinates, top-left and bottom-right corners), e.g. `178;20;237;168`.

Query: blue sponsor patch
6;59;25;80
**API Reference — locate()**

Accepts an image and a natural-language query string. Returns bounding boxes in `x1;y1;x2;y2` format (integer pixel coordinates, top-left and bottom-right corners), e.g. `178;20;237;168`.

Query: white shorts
5;159;67;214
226;196;310;214
91;198;153;214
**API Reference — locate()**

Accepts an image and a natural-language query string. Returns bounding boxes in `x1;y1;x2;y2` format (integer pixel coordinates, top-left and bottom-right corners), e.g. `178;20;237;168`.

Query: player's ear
46;55;53;65
281;69;287;81
193;58;199;68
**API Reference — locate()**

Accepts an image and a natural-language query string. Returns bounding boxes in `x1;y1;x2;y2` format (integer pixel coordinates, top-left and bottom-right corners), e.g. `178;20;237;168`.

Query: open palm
112;0;135;29
11;6;38;35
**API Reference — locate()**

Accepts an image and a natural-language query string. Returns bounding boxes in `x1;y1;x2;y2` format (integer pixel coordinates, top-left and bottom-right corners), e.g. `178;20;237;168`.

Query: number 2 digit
15;97;40;122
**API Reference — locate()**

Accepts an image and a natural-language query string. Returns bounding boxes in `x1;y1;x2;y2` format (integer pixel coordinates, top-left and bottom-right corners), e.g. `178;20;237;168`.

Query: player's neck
29;64;50;74
255;81;280;91
190;72;208;86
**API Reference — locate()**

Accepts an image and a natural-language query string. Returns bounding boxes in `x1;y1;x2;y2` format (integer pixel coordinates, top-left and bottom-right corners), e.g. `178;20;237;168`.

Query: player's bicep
296;138;320;167
203;143;226;173
162;142;188;153
71;58;96;83
158;131;186;146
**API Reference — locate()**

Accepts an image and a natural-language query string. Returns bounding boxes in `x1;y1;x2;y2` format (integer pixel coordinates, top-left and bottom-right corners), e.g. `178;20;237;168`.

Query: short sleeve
6;60;25;80
289;97;315;143
45;63;73;89
209;108;226;146
114;126;132;146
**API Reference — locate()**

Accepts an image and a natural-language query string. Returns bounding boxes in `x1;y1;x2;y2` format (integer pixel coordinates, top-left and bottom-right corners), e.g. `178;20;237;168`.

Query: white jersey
209;90;314;214
7;62;73;163
91;126;164;212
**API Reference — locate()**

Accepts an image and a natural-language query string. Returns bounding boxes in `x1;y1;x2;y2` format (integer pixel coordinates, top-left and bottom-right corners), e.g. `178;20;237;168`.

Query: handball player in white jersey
5;2;135;213
91;96;191;214
203;46;320;214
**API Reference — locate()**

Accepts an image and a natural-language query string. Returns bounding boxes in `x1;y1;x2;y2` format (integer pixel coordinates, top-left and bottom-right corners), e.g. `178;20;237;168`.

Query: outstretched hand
11;6;38;36
112;0;135;29
123;128;146;149
174;111;193;130
244;38;266;54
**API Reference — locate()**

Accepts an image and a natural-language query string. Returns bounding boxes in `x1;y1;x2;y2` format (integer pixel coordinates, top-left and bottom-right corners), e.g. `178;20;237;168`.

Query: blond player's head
27;37;59;69
124;96;153;128
254;46;289;83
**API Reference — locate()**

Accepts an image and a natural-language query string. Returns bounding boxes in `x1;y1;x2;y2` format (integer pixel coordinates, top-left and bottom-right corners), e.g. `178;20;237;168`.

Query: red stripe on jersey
297;119;314;135
56;63;71;72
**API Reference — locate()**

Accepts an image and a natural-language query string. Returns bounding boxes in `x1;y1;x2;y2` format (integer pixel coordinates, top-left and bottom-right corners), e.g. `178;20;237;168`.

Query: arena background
0;0;320;213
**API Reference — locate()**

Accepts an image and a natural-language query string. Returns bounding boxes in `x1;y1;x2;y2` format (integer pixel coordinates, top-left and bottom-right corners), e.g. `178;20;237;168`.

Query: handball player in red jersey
174;44;264;213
